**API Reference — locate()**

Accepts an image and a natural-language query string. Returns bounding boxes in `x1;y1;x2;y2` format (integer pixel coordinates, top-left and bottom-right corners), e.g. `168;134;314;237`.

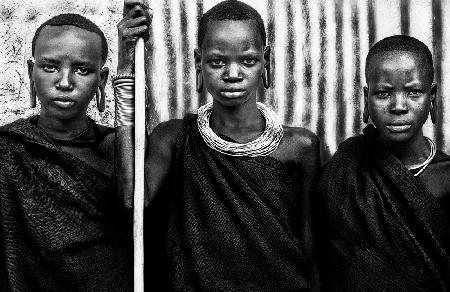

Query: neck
209;99;264;133
38;111;91;140
379;132;430;168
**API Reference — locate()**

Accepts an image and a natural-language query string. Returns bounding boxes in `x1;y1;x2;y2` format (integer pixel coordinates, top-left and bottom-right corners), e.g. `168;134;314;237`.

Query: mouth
52;97;76;108
386;124;412;132
221;89;246;98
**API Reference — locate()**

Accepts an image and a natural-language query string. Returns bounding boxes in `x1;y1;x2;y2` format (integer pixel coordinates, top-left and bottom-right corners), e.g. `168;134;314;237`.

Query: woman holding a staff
116;0;321;290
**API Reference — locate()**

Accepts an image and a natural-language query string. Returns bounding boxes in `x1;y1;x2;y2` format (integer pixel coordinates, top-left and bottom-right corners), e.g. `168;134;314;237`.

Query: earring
363;105;369;123
196;70;203;93
96;87;105;112
262;66;270;89
430;102;437;124
30;81;36;108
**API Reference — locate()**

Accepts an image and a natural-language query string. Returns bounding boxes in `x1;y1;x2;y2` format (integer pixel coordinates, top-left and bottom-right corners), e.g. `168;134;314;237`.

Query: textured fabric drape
1;0;449;160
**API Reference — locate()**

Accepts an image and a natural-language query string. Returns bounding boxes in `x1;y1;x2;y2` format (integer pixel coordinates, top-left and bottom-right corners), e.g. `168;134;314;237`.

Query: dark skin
364;50;450;200
29;25;114;177
116;1;321;287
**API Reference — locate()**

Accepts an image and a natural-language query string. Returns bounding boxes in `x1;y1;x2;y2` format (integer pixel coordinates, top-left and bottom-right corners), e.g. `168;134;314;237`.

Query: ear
263;46;271;67
27;59;37;108
194;48;201;72
98;66;110;92
363;86;369;123
27;59;34;82
430;83;438;124
262;46;271;89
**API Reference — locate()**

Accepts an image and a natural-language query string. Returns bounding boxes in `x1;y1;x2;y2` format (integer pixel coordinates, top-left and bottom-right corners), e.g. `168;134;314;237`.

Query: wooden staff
134;37;145;292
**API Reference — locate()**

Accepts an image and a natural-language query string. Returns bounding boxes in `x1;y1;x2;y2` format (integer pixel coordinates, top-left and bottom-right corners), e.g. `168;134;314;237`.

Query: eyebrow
37;56;95;67
404;81;422;88
374;83;394;89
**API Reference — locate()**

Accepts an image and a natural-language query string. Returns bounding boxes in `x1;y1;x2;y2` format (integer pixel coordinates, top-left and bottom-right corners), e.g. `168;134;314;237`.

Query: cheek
411;100;431;121
33;75;54;96
202;70;221;88
368;100;387;117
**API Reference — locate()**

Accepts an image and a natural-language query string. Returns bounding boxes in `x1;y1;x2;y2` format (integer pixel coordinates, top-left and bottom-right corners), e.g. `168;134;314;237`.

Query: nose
56;69;74;91
389;92;408;115
223;63;243;83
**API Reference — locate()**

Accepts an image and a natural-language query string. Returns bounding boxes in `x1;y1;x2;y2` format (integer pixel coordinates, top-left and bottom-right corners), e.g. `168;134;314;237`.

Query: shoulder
280;125;320;156
149;118;185;147
272;126;320;172
319;135;365;186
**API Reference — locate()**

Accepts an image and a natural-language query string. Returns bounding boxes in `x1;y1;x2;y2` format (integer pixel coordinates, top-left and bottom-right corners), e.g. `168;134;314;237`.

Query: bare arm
114;0;151;208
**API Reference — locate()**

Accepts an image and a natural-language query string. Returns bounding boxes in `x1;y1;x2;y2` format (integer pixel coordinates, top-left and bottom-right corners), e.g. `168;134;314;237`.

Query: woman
317;35;450;291
0;14;137;291
116;0;320;290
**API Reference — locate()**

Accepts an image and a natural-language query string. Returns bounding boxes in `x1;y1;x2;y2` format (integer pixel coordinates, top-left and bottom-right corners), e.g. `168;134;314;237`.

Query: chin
380;132;415;145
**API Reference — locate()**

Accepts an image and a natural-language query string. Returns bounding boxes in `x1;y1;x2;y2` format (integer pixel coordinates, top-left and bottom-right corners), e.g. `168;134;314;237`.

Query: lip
221;89;246;98
386;124;412;132
52;96;76;109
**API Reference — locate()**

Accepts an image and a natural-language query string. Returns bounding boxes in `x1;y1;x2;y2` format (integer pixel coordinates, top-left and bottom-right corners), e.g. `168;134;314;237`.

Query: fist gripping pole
134;37;145;292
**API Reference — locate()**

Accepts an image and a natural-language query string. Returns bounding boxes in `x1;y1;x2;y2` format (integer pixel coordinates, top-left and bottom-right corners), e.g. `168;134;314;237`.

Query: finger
122;26;149;40
122;16;149;29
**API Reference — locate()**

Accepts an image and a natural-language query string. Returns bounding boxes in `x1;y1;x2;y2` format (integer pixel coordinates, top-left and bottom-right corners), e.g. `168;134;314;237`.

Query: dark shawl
148;114;309;291
317;125;450;291
0;117;132;292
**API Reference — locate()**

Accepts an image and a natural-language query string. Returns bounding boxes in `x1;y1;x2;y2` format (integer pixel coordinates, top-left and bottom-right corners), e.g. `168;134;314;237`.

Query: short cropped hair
32;13;108;63
365;35;434;82
197;0;266;47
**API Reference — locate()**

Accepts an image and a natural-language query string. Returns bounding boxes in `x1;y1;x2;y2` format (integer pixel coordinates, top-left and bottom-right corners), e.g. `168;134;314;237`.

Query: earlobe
430;83;438;124
262;46;271;89
363;86;369;123
96;87;105;112
194;49;203;93
196;71;203;93
96;67;109;112
27;59;36;108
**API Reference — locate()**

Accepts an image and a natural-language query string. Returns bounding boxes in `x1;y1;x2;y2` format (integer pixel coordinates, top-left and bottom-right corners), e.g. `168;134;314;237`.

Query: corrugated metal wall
1;0;450;160
146;0;450;160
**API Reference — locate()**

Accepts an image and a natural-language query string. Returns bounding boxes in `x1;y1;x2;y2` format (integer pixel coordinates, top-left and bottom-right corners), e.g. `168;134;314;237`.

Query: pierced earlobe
262;66;270;89
363;105;369;123
196;70;203;93
30;81;36;108
96;87;105;112
430;102;437;124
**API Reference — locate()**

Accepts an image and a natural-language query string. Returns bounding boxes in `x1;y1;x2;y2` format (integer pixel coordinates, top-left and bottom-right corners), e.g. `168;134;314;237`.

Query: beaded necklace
407;137;436;177
197;102;284;157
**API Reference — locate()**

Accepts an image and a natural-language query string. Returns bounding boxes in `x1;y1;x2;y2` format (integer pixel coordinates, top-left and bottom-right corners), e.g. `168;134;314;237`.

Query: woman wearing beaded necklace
316;35;450;291
115;0;320;290
0;14;135;290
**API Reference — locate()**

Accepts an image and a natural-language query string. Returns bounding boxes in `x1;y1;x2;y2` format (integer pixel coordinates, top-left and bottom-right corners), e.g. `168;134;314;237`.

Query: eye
74;67;89;75
376;91;391;98
242;58;257;66
41;64;57;73
408;90;422;97
209;59;225;67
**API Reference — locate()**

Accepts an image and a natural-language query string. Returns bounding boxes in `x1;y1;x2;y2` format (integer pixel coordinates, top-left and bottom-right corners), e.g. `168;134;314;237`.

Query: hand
117;0;152;74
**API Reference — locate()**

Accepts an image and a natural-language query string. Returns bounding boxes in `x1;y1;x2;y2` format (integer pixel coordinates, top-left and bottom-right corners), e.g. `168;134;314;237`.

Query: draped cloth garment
0;118;132;292
317;125;450;291
148;114;309;291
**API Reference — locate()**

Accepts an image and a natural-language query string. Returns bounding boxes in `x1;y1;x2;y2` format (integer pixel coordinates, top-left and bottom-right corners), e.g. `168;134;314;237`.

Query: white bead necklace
197;102;284;157
407;137;436;177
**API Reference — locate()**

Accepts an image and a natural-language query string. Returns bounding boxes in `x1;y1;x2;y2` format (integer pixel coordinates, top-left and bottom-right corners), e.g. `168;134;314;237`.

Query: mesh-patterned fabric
317;125;450;291
151;114;310;291
0;118;132;291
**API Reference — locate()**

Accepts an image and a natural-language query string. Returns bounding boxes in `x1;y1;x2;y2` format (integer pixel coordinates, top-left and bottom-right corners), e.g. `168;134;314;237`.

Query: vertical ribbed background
1;0;449;160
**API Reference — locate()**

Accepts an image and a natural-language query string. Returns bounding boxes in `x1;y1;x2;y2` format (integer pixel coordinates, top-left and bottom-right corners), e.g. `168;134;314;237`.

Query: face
29;25;108;121
195;20;269;107
364;50;436;145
